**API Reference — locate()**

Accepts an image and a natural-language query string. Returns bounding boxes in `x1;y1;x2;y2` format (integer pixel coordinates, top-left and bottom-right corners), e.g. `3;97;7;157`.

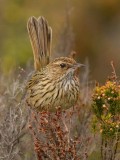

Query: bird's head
45;57;85;80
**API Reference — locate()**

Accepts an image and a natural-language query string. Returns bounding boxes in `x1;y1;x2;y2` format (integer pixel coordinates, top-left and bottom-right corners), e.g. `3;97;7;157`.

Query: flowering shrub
28;103;93;160
28;109;81;160
92;65;120;160
92;80;120;137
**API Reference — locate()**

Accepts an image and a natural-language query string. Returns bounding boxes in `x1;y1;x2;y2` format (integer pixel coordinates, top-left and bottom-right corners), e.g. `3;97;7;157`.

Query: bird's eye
60;63;66;68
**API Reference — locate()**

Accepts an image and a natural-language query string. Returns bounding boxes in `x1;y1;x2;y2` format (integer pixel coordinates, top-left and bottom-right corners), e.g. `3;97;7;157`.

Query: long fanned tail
27;16;52;71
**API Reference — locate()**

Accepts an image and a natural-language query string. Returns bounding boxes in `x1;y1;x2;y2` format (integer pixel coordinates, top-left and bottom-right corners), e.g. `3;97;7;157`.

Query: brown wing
27;16;52;71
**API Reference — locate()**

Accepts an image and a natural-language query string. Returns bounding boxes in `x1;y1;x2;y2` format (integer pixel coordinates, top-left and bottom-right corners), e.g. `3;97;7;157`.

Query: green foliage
1;36;31;73
1;0;120;81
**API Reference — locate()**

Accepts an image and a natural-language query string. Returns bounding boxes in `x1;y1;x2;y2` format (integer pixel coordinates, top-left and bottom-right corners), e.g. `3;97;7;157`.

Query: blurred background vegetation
1;0;120;82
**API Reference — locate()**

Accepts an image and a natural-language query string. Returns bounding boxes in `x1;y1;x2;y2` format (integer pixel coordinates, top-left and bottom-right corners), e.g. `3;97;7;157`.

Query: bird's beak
72;63;85;76
73;63;86;69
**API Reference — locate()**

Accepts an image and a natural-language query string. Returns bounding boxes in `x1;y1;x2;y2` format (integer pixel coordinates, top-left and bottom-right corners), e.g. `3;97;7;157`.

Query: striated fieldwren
26;16;84;111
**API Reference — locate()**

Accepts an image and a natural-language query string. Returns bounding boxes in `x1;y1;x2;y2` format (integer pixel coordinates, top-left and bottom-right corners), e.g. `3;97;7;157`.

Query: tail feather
27;16;52;71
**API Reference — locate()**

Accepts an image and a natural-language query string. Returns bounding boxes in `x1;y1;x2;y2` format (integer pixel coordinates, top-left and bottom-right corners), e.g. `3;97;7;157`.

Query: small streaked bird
26;16;84;112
